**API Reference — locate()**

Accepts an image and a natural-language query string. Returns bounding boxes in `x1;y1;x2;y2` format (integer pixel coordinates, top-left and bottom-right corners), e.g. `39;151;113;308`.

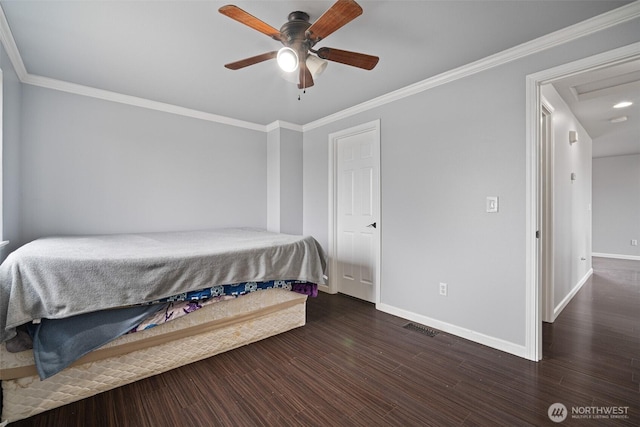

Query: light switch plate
486;196;499;213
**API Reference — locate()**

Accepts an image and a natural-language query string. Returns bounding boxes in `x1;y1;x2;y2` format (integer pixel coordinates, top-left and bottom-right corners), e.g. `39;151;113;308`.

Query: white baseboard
592;252;640;261
551;268;593;322
317;284;336;294
376;303;530;360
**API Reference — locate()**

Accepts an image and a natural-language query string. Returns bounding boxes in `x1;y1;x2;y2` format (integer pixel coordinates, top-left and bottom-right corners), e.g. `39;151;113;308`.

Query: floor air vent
403;323;440;337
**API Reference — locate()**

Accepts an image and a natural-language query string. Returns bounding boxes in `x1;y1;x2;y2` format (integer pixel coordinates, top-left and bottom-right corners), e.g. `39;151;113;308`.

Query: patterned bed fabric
130;297;234;333
130;280;317;333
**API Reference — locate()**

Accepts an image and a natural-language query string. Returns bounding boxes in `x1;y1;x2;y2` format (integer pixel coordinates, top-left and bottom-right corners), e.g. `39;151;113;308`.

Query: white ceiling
552;59;640;158
0;0;636;145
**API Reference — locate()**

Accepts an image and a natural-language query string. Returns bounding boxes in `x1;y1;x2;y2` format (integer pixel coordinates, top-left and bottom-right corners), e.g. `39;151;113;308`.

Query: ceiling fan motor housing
287;11;309;23
280;11;314;59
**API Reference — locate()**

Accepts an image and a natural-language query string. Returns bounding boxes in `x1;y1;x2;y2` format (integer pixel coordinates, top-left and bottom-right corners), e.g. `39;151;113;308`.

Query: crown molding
1;2;638;134
265;120;303;133
0;4;27;80
23;73;267;132
303;1;640;131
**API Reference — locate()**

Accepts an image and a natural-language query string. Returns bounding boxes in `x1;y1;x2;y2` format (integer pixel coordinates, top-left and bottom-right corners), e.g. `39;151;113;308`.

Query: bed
0;228;326;424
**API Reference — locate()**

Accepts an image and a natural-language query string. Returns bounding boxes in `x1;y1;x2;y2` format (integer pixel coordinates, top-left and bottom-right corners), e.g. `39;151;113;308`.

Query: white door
330;120;380;303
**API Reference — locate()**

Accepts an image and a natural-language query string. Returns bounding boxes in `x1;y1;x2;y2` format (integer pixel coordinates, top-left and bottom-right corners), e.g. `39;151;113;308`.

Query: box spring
0;288;307;424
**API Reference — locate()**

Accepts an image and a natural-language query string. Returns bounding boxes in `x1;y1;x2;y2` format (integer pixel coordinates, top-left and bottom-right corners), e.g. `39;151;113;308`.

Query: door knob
367;222;377;229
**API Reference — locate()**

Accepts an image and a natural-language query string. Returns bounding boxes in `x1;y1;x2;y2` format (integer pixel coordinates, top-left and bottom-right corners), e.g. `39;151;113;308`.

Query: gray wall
0;42;22;260
279;128;303;235
593;154;640;258
541;84;593;316
267;127;303;235
266;128;280;233
19;85;267;244
303;18;640;348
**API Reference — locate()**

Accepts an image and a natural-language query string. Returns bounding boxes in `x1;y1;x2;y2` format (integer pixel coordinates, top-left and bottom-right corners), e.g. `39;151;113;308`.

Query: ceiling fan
219;0;379;89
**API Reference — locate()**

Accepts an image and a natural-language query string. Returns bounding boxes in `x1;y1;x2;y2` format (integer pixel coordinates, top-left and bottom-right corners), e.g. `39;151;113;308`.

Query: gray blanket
0;228;326;342
29;304;164;379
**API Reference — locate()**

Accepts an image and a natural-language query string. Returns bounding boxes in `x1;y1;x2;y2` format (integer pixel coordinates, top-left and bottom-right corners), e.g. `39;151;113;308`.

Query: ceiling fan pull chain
298;71;306;100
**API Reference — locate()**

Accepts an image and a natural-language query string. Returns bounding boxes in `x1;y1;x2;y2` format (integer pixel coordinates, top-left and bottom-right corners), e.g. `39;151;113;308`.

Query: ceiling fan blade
219;5;282;40
306;0;363;43
316;47;379;70
224;51;278;70
298;59;314;89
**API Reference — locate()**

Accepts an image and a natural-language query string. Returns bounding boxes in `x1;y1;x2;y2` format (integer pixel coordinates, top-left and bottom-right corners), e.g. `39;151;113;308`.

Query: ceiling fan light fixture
306;55;328;77
277;47;298;72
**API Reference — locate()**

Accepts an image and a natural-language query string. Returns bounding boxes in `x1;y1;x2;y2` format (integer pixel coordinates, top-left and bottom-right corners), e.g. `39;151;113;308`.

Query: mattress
0;288;308;424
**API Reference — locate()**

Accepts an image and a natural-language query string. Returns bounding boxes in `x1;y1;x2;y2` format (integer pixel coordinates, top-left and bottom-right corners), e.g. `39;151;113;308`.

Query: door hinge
536;230;540;239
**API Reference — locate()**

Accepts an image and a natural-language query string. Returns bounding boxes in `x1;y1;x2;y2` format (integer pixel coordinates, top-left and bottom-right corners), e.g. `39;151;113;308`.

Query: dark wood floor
9;257;639;426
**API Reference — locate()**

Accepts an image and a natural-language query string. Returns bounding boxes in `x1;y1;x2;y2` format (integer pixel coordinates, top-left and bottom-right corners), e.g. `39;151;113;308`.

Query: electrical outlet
439;282;448;296
632;239;638;246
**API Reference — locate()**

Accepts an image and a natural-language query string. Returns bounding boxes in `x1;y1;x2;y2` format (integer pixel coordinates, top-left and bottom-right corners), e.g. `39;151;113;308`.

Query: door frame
539;99;555;324
327;119;381;305
524;42;640;361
